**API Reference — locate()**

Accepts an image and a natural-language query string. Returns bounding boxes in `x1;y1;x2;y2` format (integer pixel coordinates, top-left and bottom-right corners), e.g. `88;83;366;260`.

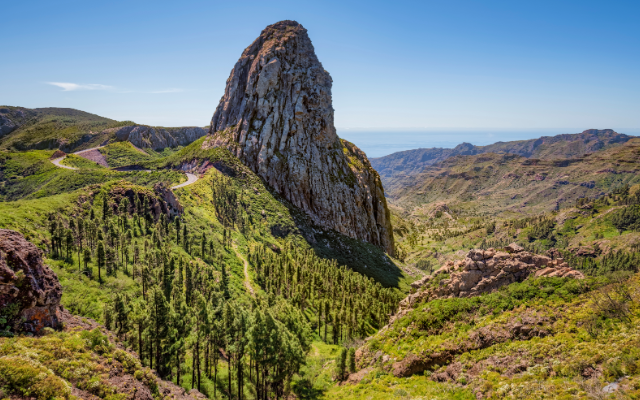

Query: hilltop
0;106;207;153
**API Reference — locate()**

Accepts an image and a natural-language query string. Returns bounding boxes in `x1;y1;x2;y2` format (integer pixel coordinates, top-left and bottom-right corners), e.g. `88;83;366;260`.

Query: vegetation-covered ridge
0;106;133;152
325;153;640;399
337;269;640;399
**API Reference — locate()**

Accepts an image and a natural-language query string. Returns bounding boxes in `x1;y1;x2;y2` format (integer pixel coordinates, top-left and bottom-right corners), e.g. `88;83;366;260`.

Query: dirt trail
232;244;255;297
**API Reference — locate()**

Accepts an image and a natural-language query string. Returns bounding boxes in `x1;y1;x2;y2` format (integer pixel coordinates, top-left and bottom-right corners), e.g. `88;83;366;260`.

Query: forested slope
0;132;407;399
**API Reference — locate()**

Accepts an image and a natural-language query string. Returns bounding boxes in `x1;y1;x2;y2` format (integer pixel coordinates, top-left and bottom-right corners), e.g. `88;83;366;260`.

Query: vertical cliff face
204;20;394;255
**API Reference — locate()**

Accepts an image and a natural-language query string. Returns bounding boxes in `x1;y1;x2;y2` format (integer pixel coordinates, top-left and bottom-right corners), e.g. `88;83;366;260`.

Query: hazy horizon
338;128;640;158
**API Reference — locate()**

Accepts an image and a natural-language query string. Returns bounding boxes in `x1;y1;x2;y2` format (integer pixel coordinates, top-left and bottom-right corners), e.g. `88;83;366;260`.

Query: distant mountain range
371;129;635;182
385;136;640;217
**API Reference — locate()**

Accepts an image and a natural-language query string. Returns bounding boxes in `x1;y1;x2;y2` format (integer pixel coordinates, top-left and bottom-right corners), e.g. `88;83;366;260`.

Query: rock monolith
204;20;394;254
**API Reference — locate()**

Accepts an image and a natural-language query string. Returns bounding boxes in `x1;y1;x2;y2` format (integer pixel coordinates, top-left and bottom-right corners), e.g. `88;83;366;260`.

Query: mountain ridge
372;129;635;183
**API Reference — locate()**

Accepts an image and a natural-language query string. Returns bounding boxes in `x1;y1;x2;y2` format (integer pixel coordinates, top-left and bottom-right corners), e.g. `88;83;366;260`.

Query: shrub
0;356;71;399
113;349;140;374
80;328;113;354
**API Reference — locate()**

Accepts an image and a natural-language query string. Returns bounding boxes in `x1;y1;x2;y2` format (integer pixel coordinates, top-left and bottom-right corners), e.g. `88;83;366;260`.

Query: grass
60;154;105;169
98;142;153;168
324;372;475;400
0;149;184;201
0;192;78;246
0;328;158;399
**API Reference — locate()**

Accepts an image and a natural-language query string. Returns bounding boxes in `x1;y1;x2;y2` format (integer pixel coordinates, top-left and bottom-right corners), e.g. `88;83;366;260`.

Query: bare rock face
0;229;62;334
116;125;207;150
154;182;183;217
204;20;394;254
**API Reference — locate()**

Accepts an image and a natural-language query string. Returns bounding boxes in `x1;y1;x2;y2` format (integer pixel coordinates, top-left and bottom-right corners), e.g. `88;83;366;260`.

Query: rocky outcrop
397;245;584;323
0;229;62;334
115;125;207;150
50;149;66;159
204;20;394;254
0;113;17;138
154;183;183;217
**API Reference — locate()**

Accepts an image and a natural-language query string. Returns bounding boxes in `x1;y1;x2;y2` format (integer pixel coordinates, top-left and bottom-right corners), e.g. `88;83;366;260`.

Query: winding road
50;146;106;170
50;156;76;170
171;172;198;190
50;146;200;189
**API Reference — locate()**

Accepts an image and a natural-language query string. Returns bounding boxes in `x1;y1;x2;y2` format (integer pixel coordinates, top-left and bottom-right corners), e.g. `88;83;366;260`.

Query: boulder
0;229;62;334
505;243;524;253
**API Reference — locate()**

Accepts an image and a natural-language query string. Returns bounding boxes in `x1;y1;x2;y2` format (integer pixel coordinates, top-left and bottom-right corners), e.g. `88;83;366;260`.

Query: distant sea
337;129;640;158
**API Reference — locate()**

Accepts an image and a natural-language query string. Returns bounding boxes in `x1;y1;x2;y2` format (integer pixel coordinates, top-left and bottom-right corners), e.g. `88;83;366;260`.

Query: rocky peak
204;20;394;254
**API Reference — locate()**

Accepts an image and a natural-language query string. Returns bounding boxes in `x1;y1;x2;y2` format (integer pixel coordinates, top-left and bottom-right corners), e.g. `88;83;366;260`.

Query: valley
1;18;639;400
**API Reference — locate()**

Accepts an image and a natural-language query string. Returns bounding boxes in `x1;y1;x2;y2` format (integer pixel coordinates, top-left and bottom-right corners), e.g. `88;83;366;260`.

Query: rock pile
203;20;394;255
0;229;62;334
395;244;584;322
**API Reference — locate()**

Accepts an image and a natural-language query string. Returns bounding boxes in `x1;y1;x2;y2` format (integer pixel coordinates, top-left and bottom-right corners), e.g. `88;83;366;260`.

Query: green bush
0;356;71;399
80;328;113;354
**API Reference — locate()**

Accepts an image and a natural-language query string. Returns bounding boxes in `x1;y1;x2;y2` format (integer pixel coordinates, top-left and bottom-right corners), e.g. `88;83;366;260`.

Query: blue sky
1;0;639;131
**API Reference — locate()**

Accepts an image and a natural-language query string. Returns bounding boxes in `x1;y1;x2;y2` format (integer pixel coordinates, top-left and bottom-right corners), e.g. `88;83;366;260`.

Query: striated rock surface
396;245;584;323
204;20;394;254
0;229;62;334
115;125;208;150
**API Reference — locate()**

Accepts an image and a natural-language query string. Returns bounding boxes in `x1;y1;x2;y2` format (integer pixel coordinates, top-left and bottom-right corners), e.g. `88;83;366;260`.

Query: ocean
337;129;640;158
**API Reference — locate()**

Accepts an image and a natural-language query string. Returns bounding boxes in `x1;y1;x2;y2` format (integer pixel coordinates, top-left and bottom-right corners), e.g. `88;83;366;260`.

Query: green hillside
0;106;133;151
0;132;409;398
3;107;640;399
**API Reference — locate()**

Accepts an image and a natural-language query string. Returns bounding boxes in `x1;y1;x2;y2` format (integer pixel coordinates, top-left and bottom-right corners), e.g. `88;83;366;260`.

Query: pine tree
221;262;230;300
97;241;105;283
83;248;91;275
347;347;356;373
336;347;347;381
